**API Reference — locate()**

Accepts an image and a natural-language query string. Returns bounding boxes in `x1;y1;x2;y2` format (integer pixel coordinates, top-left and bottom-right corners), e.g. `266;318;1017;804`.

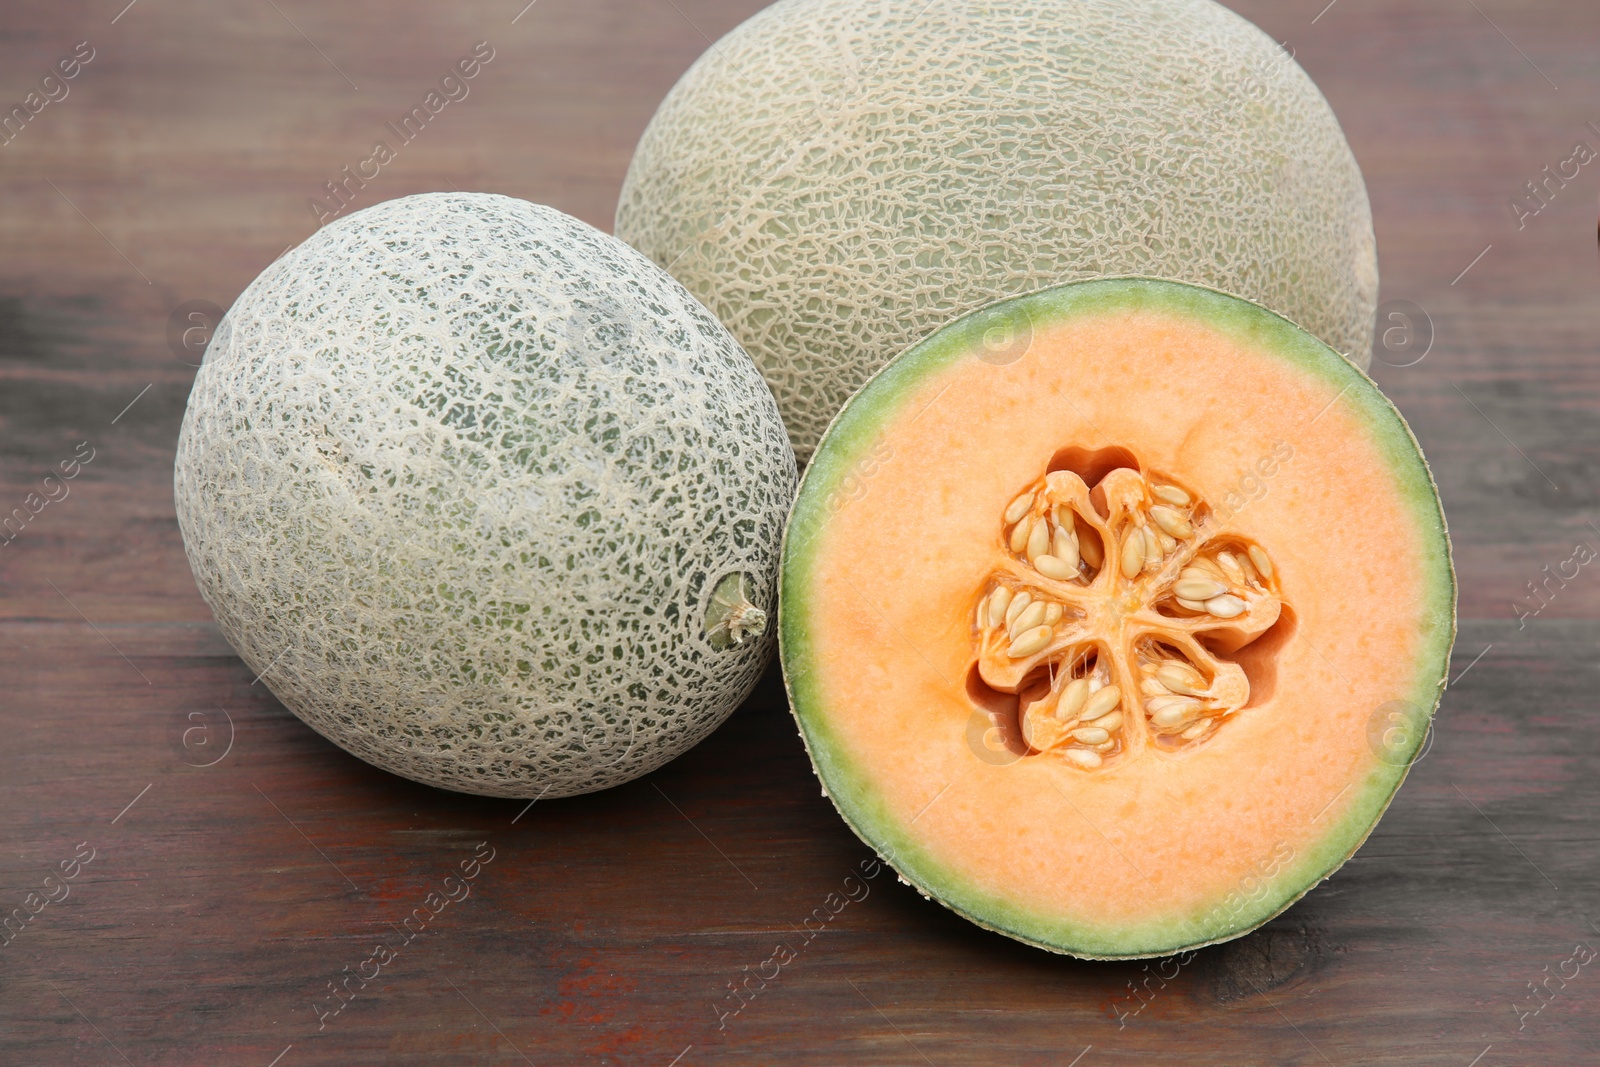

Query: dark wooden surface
2;0;1598;1063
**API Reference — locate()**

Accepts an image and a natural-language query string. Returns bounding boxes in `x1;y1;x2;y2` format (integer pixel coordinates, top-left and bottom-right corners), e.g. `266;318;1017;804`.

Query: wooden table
2;0;1597;1062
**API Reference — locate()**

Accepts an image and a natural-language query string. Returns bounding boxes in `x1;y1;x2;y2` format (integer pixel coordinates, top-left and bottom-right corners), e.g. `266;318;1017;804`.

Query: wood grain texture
1;0;1598;1063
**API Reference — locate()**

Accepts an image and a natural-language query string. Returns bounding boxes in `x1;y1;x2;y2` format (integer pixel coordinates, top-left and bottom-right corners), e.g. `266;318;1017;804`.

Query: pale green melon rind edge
778;277;1456;960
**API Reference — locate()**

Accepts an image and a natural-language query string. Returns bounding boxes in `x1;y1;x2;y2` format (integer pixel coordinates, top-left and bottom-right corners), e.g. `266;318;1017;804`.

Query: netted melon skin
616;0;1379;460
174;193;796;798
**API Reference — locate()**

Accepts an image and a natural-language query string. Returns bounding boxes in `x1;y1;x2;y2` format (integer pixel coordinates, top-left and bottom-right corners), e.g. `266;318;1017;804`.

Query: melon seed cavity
971;461;1286;769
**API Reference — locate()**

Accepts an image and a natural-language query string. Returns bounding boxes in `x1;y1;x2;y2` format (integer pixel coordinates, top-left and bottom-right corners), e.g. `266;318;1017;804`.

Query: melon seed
1027;518;1051;561
1216;551;1247;585
986;586;1013;628
1156;664;1205;696
1119;532;1144;579
1152;484;1191;507
1004;490;1035;525
1082;684;1121;721
1236;551;1260;583
1064;748;1102;769
1204;594;1247;619
1142;525;1163;567
1181;718;1216;741
1044;603;1063;625
1053;527;1079;572
1073;725;1110;744
1174;578;1228;601
1151;701;1202;728
1056;677;1090;721
1094;710;1124;732
1005;590;1032;628
1248;544;1273;580
1034;554;1075;580
1009;600;1047;639
1150;505;1193;539
1007;625;1053;658
1009;515;1034;554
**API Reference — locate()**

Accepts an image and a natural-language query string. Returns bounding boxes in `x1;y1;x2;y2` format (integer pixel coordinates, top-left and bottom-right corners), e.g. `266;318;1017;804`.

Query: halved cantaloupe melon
780;279;1454;958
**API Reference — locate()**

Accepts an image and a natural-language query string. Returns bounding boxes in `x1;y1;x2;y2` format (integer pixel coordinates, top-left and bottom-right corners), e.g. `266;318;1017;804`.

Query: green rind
779;277;1456;959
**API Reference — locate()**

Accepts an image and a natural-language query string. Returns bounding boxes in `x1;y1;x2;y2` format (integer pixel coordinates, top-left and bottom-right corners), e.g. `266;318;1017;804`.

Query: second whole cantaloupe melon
174;193;797;799
618;0;1379;460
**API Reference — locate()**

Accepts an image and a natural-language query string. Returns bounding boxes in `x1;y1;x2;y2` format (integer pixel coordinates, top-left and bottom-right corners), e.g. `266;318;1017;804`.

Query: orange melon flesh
780;279;1454;959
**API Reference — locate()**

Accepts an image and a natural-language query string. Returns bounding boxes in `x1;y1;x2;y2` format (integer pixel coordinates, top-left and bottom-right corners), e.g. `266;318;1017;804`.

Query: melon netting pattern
617;0;1379;460
175;193;797;797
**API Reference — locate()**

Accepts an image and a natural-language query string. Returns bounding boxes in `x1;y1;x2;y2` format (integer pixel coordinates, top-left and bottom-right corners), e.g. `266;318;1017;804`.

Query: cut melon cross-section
779;278;1455;959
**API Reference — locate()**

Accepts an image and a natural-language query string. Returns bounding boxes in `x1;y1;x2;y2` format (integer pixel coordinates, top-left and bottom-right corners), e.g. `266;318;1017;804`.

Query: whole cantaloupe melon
174;193;797;798
617;0;1379;460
